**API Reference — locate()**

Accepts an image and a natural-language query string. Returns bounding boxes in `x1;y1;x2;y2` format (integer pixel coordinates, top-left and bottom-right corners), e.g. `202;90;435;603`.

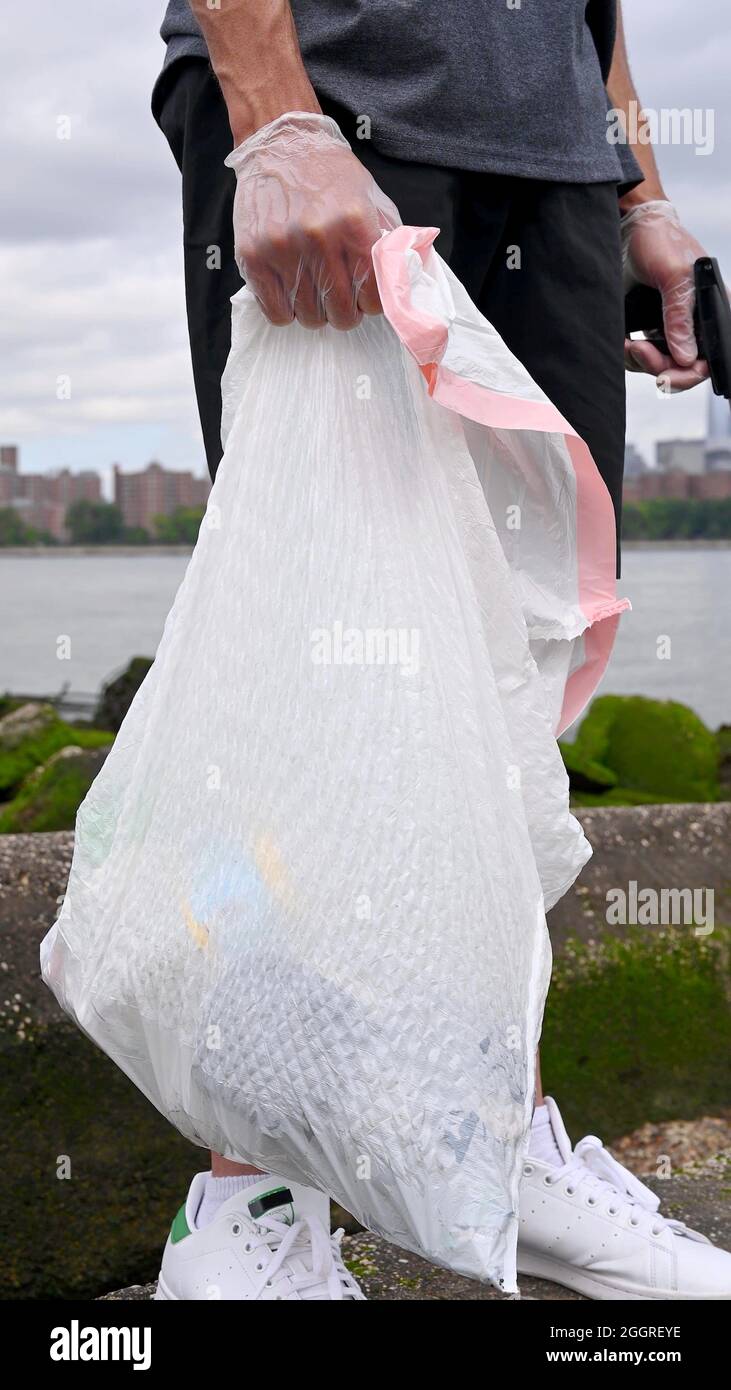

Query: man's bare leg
210;1153;265;1178
186;1153;270;1230
210;1047;546;1181
534;1048;544;1107
528;1045;564;1168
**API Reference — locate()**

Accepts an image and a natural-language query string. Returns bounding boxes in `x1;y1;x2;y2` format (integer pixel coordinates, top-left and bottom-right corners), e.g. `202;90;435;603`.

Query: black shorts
155;59;627;571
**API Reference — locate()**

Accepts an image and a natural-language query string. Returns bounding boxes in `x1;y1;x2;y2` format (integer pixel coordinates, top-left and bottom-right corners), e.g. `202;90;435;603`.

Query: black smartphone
624;256;731;401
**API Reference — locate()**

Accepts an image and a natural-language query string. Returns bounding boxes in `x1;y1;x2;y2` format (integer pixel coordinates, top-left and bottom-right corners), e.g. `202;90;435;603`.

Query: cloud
0;0;201;474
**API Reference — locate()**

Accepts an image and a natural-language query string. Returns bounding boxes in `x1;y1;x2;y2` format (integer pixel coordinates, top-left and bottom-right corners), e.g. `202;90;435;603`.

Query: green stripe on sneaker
170;1203;191;1244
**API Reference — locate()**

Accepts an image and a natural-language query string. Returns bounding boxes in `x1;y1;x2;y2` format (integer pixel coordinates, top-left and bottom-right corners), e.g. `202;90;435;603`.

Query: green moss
3;923;730;1298
94;657;153;733
542;925;731;1140
570;786;678;807
0;696;24;719
572;696;719;803
0;746;111;833
559;739;618;793
0;1026;196;1299
0;714;113;796
344;1253;379;1281
717;725;731;797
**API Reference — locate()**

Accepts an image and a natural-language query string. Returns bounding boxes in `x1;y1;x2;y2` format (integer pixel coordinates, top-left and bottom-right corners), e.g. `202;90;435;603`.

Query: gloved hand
621;199;710;391
225;111;401;330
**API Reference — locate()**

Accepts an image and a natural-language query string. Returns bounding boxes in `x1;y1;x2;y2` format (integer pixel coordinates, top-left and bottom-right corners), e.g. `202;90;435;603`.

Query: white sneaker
155;1173;366;1300
518;1097;731;1300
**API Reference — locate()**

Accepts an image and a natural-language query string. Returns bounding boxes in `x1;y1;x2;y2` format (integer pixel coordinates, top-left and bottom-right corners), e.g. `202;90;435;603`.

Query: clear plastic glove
621;199;710;392
225;112;401;330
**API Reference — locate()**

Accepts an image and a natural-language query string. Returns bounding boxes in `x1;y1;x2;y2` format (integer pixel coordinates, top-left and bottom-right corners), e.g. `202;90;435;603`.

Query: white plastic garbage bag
41;226;628;1291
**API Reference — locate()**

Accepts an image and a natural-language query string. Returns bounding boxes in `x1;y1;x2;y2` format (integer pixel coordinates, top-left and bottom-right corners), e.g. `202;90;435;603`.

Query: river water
1;545;729;730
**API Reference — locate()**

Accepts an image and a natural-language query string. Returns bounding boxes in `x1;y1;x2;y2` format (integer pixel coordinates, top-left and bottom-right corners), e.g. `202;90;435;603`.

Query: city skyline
1;449;210;488
0;445;209;539
625;381;731;470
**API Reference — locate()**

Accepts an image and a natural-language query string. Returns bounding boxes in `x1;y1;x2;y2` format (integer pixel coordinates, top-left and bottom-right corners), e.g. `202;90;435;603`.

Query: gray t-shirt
156;0;641;188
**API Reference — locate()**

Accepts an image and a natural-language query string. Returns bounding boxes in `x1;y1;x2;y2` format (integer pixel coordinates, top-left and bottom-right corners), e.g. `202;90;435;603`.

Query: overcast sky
1;0;729;490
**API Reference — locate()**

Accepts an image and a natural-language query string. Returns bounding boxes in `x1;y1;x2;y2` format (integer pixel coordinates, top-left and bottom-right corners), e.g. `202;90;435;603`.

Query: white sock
528;1104;563;1168
195;1172;268;1228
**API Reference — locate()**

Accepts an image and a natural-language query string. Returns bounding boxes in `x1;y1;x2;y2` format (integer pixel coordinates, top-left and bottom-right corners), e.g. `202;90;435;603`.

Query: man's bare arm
189;0;399;328
189;0;319;144
607;2;667;210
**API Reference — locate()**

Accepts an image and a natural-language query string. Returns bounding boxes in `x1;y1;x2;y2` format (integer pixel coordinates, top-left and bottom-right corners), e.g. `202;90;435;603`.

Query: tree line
2;496;731;546
0;499;207;546
621;497;731;540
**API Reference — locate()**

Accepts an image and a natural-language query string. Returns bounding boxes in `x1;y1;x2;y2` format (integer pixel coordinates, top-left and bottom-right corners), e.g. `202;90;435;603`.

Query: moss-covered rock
94;657;153;733
0;1025;195;1299
717;724;731;798
570;695;719;804
0;695;24;719
2;922;729;1298
559;739;618;794
542;926;731;1139
0;701;58;749
0;745;111;833
0;703;113;798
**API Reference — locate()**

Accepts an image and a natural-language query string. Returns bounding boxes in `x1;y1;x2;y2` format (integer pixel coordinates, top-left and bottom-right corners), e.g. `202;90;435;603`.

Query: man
151;1;729;1301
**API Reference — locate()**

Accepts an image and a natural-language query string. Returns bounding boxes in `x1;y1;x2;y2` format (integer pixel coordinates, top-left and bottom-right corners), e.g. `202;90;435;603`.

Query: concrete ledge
2;805;729;1029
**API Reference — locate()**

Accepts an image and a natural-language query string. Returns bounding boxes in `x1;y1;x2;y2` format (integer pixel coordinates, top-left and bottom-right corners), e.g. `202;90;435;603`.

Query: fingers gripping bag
41;225;628;1291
